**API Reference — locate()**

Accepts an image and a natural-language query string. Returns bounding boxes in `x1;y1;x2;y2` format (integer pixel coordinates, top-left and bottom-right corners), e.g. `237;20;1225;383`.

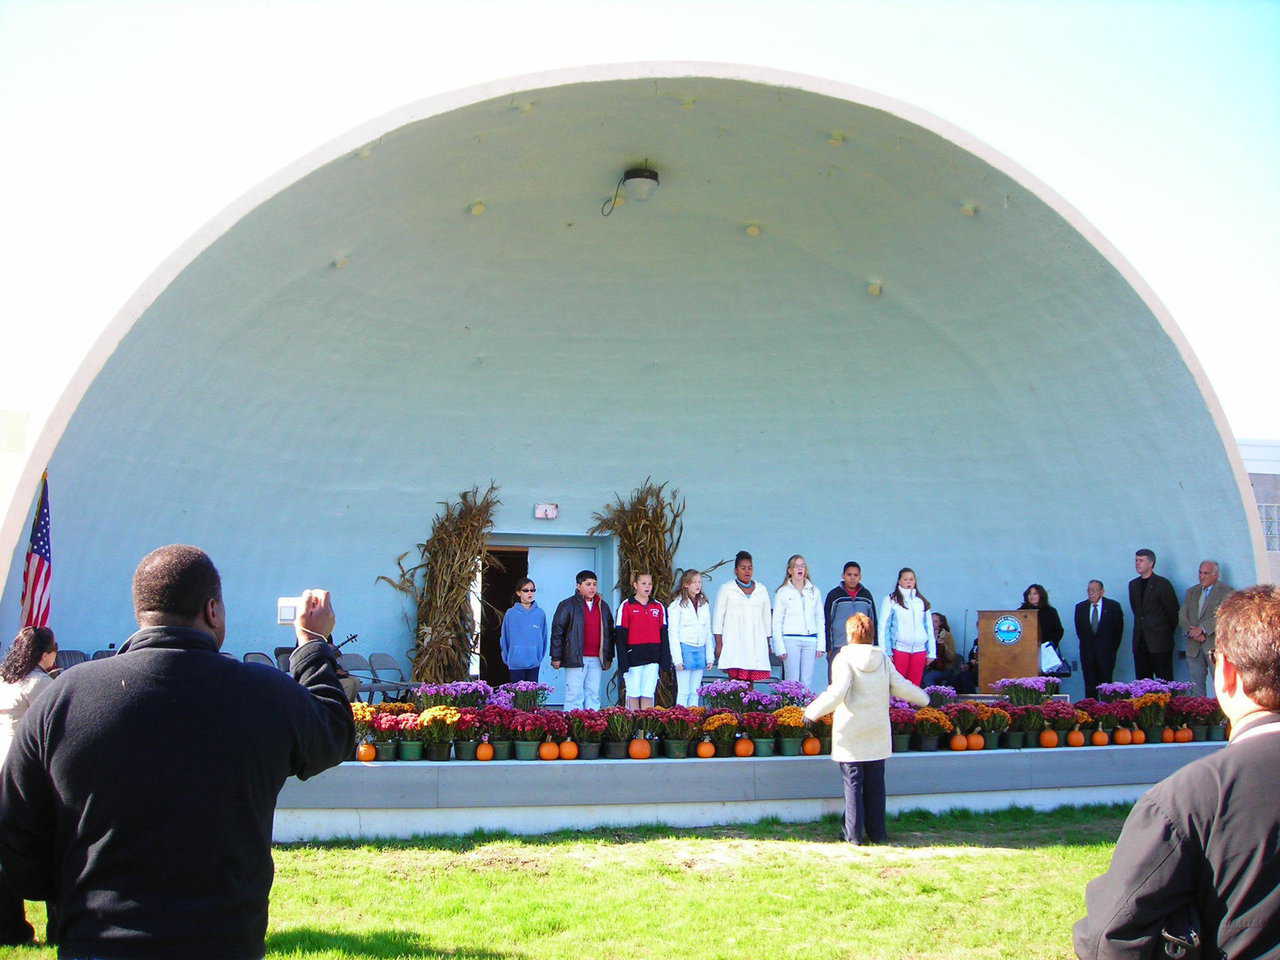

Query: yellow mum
702;712;738;731
772;706;807;729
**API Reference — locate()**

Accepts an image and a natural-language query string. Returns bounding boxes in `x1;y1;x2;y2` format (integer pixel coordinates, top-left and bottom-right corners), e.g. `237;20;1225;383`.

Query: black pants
0;868;32;946
1133;635;1173;681
839;759;887;844
1080;641;1118;699
507;666;540;683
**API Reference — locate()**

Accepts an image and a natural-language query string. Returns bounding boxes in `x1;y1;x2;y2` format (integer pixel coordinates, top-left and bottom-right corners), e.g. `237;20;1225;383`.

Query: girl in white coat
668;569;713;707
878;567;935;687
713;551;779;682
804;613;927;843
773;555;824;689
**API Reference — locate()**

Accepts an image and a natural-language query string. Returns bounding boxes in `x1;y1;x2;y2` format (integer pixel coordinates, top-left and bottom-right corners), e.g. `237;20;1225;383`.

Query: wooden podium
977;610;1040;694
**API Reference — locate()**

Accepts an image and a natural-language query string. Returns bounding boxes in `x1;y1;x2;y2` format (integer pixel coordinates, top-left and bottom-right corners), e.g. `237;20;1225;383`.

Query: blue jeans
840;759;887;843
507;666;540;683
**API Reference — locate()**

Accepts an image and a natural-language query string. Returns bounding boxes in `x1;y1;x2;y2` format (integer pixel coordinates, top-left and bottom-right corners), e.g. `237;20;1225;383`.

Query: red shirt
618;599;666;646
581;597;602;658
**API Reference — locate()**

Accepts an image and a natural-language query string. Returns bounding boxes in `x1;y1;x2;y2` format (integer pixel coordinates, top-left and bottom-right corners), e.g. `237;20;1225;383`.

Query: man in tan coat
1177;559;1231;696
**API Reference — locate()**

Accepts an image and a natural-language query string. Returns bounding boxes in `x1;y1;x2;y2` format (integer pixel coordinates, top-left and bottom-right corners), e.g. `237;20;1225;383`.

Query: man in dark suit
1127;547;1180;680
1074;579;1124;699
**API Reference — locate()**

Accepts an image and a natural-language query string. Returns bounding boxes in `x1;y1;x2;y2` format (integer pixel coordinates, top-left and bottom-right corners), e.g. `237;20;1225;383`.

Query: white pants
783;636;818;688
563;657;604;710
624;661;660;699
675;668;704;707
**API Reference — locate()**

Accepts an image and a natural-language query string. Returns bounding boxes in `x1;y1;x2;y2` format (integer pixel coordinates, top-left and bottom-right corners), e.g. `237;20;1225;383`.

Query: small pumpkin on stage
801;737;821;755
1174;727;1194;743
1161;727;1176;743
949;733;969;751
966;732;984;751
1039;730;1059;748
1091;729;1110;747
1066;729;1086;748
1131;727;1147;745
538;741;559;761
355;743;377;762
628;738;652;760
695;740;715;758
559;740;580;760
734;738;755;757
475;742;495;761
1112;727;1133;745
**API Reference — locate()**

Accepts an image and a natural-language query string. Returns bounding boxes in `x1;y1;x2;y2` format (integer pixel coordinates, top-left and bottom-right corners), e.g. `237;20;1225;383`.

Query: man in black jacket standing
1074;579;1124;699
1127;548;1179;680
1074;584;1280;959
0;544;354;959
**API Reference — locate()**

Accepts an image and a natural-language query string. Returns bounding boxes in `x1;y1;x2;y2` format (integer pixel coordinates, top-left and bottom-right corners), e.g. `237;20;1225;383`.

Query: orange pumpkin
1175;727;1194;743
355;743;377;762
1066;729;1086;748
695;740;716;758
966;732;985;751
1131;727;1147;745
628;738;652;760
1091;730;1110;747
559;740;580;760
1161;727;1176;743
734;738;755;757
801;736;821;755
1039;730;1059;748
949;733;969;751
538;741;559;761
475;742;495;761
1112;727;1133;745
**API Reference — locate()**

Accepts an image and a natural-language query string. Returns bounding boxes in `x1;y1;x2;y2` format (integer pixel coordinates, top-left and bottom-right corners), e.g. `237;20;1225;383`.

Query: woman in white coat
773;554;824;689
878;567;935;687
0;625;57;945
804;613;927;844
668;569;714;707
713;551;779;682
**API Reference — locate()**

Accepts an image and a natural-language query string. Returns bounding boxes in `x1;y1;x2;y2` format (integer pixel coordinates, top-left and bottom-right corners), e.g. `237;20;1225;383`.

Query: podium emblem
993;615;1022;645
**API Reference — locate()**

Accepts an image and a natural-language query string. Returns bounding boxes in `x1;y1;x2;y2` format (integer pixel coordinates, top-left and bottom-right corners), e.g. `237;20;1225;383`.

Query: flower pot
892;733;911;753
1190;725;1208;742
426;742;451;762
983;733;1000;749
819;736;832;755
713;741;732;758
454;740;478;761
777;737;804;756
374;740;397;762
917;735;940;752
578;741;602;759
1006;731;1026;749
1208;725;1227;742
397;740;424;761
489;740;513;761
603;741;629;759
663;739;689;759
514;741;540;761
1141;726;1163;744
751;737;775;757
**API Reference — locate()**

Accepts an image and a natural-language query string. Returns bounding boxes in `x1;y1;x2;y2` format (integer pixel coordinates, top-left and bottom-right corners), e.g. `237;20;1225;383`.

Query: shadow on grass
268;928;517;958
276;803;1131;854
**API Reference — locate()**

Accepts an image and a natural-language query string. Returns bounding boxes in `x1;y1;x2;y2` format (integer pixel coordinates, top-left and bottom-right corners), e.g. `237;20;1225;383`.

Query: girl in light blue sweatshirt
500;578;549;683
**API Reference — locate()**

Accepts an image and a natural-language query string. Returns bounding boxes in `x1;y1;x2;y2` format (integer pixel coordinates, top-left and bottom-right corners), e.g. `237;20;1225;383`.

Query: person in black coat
1127;548;1180;680
1019;583;1064;662
1073;579;1124;699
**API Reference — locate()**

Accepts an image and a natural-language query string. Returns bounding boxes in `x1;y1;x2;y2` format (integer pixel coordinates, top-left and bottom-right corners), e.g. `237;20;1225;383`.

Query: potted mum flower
741;711;779;757
568;709;607;759
698;679;753;713
453;707;482;760
889;706;916;753
370;711;400;761
660;707;700;759
977;703;1010;749
924;684;958;707
419;705;460;761
351;702;375;749
991;676;1053;706
772;706;808;755
702;712;739;757
1096;681;1131;702
395;713;426;761
1014;703;1046;746
1039;699;1078;747
478;704;516;760
912;707;953;751
1132;692;1171;743
509;710;548;760
602;707;635;759
770;680;816;707
500;681;553;711
1207;700;1228;741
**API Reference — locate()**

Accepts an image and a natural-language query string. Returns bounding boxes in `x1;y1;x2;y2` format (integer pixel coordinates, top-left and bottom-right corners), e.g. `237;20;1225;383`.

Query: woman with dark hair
921;612;959;689
1019;583;1065;657
499;577;548;683
878;568;935;686
713;551;778;682
1;625;57;945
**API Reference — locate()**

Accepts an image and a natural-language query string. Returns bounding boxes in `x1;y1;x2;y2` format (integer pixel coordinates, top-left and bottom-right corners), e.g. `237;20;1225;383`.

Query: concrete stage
274;742;1221;841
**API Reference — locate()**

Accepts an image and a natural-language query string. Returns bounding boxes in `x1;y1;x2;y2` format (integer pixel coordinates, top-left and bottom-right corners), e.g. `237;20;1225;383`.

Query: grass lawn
13;805;1127;960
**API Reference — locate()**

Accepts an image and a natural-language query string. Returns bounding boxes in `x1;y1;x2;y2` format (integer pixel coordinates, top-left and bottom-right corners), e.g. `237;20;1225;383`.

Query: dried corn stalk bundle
378;483;501;682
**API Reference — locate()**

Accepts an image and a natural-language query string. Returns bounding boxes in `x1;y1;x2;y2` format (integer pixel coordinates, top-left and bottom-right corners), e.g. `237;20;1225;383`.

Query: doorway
478;548;529;686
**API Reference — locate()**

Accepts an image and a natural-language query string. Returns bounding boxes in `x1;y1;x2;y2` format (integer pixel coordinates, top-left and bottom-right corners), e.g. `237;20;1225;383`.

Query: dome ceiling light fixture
601;161;659;216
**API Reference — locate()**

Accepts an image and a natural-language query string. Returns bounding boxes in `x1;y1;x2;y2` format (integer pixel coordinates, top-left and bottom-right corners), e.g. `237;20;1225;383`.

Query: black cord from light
601;173;627;217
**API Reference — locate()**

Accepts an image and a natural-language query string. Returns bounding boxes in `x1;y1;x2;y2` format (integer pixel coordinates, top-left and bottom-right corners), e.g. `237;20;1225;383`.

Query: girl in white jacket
773;555;824;689
878;567;936;687
667;569;713;707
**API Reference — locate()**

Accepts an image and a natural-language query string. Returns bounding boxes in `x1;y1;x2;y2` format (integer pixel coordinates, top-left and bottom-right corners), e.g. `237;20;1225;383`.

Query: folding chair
339;653;406;703
369;652;416;701
274;646;295;672
55;650;88;671
91;649;116;660
243;652;276;667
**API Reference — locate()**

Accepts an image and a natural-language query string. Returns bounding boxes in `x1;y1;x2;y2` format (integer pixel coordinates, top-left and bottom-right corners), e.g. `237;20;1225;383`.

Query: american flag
20;473;52;628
